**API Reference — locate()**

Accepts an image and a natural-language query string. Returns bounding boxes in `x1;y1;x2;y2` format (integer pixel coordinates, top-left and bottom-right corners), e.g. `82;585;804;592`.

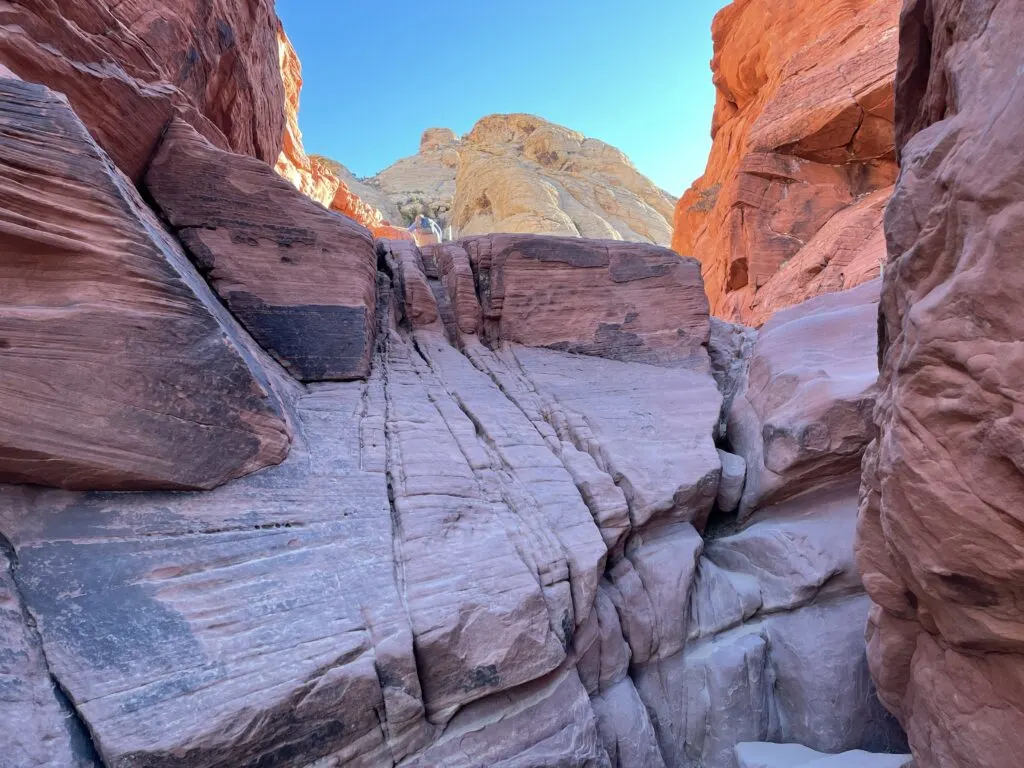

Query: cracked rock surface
0;218;905;765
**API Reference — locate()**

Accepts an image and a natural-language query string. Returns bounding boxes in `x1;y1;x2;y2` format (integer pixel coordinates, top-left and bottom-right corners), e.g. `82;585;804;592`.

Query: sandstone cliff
0;0;285;181
857;1;1024;766
357;114;677;246
673;0;900;325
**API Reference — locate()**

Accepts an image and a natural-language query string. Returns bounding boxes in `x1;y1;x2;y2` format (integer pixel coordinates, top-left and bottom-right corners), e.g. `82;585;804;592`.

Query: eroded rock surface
728;281;880;517
146;119;378;382
673;0;899;323
463;234;711;368
352;114;676;245
0;79;290;491
0;0;284;181
1;220;905;765
857;1;1024;766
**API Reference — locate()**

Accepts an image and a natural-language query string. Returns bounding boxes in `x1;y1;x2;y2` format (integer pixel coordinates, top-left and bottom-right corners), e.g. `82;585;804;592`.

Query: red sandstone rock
673;0;899;324
0;79;290;491
0;0;284;181
146;119;378;382
462;235;711;368
857;1;1024;765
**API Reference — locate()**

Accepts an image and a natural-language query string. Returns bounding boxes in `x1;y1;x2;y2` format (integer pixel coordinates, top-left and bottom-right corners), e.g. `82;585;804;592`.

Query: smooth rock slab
0;384;427;768
0;546;95;767
0;79;290;491
512;345;722;528
146;119;378;382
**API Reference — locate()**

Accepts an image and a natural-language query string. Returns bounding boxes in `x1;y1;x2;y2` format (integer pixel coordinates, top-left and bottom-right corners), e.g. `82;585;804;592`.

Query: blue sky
276;1;730;196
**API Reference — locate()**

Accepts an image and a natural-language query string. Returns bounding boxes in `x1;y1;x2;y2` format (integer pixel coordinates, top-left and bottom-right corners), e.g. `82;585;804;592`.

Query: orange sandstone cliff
274;24;409;239
673;0;900;325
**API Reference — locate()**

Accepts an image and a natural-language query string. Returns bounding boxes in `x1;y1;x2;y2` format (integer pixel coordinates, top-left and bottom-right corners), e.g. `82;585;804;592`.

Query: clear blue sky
276;1;730;196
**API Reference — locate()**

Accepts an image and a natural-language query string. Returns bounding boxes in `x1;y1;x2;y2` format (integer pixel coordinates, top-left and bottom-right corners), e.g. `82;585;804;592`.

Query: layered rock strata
2;217;906;765
673;0;900;324
0;78;290;491
146;119;378;382
0;0;284;181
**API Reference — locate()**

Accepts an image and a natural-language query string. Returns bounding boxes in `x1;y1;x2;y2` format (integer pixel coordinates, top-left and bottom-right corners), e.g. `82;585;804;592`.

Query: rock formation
0;78;291;491
0;0;284;181
147;119;379;382
857;1;1024;766
355;114;678;245
0;2;918;766
673;0;900;324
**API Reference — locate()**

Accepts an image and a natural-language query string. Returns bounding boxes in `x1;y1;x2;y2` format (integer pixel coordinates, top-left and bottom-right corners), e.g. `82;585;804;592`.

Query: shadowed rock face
146;119;379;382
673;0;899;325
0;0;284;181
857;1;1024;766
0;79;291;491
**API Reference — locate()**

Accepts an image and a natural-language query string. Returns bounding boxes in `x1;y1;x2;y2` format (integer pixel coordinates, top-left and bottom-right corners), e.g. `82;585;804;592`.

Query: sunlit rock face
857;1;1024;766
672;0;900;326
0;0;285;181
347;113;677;246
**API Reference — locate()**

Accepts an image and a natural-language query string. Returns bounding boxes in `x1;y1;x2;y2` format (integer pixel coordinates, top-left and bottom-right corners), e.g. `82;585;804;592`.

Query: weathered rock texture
728;281;880;517
462;235;711;368
0;0;285;181
673;0;899;324
857;1;1024;766
272;23;403;238
146;119;378;382
356;114;677;245
0;78;290;491
2;209;906;765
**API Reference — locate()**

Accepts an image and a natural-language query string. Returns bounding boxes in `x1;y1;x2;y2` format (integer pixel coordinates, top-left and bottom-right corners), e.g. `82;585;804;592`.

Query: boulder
673;0;899;323
146;119;378;382
0;0;284;181
857;0;1024;765
728;281;879;517
463;234;711;368
0;79;290;491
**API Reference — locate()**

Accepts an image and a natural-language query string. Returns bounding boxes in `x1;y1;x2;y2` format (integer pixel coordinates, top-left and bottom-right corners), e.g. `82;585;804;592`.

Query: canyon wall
673;0;900;325
857;1;1024;766
0;0;284;181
